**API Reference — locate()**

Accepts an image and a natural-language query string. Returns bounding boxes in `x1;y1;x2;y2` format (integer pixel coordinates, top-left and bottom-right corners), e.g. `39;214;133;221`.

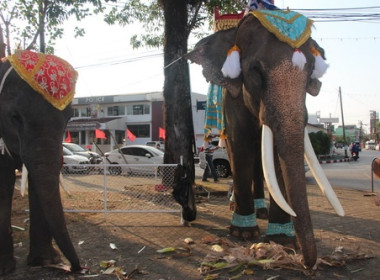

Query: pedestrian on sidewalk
202;135;219;183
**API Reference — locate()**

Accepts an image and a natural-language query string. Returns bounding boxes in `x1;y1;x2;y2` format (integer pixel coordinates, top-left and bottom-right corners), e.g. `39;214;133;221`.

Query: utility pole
339;87;348;158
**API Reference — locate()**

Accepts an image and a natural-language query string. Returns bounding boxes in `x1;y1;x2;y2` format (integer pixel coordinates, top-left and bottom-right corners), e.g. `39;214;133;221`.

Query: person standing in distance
202;135;219;183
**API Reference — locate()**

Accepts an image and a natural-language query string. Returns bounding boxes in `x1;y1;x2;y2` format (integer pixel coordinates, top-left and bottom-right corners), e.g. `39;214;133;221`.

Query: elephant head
0;51;82;274
187;11;344;268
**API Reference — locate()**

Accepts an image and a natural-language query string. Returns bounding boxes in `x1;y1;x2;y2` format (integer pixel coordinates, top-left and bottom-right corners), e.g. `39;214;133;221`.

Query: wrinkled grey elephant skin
0;60;81;275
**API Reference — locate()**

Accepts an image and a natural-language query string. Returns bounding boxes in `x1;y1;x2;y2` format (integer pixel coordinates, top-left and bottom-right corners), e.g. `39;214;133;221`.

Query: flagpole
108;128;129;165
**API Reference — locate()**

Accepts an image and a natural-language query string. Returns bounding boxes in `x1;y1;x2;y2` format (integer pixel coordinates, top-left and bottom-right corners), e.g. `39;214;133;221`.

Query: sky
54;0;380;130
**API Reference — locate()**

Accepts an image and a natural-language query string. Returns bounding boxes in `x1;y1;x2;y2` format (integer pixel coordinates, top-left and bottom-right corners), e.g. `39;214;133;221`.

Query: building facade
334;125;360;142
66;92;207;151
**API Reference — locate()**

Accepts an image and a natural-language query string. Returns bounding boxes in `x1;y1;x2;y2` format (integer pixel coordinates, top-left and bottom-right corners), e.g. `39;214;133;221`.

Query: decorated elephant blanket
204;84;225;138
5;50;77;110
250;10;313;48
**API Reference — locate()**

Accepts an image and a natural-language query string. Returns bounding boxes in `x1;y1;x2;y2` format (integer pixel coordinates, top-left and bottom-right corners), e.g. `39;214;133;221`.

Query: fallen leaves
156;246;192;257
99;260;142;279
156;247;176;253
199;238;375;279
316;246;374;268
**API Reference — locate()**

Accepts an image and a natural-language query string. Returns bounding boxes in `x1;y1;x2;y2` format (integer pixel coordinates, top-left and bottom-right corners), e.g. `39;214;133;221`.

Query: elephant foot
256;208;268;220
70;262;85;273
264;234;299;250
230;225;260;240
27;247;62;267
0;253;16;275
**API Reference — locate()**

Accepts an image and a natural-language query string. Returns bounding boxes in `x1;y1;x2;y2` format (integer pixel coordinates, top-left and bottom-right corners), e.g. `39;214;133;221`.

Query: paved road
307;148;380;192
196;148;380;193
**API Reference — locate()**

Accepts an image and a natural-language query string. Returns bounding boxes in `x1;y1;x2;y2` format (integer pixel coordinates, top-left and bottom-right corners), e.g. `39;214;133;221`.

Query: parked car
199;146;231;178
335;142;343;149
365;141;376;150
62;146;90;173
146;141;165;151
63;142;102;164
104;145;164;175
199;143;309;178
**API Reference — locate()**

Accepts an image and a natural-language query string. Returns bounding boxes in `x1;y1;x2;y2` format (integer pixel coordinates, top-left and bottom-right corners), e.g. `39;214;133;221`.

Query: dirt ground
3;181;380;280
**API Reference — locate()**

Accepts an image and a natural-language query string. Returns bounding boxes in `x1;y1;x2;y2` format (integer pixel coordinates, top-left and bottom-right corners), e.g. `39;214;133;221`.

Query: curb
319;158;352;164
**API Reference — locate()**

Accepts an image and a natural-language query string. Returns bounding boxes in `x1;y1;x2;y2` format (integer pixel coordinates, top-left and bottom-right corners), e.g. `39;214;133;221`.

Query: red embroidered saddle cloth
7;50;77;110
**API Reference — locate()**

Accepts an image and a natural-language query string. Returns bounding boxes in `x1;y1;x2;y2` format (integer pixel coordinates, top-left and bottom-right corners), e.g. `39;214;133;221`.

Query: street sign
196;100;206;110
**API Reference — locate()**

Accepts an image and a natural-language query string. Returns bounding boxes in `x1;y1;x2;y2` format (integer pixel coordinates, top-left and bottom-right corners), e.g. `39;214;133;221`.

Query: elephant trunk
262;124;317;267
279;143;317;268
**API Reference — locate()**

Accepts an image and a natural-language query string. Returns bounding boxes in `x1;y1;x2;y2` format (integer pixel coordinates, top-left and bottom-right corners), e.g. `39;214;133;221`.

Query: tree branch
187;1;204;37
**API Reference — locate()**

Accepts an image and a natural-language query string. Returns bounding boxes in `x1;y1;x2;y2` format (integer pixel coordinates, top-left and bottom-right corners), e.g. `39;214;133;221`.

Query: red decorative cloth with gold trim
6;50;78;110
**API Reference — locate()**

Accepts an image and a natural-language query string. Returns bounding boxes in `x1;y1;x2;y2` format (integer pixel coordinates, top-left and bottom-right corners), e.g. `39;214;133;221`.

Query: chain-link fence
60;163;180;215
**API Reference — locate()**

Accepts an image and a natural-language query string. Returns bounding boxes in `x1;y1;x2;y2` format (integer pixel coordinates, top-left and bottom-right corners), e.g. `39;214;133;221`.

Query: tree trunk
0;25;5;57
38;1;46;53
163;0;195;182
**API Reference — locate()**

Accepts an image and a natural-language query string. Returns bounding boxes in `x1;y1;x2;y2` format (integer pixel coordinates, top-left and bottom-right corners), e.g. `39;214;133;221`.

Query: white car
146;141;165;151
63;142;103;164
199;144;309;178
104;145;164;175
62;146;90;173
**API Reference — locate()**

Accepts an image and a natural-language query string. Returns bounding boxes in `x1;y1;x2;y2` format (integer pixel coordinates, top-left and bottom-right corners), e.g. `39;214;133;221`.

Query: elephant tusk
20;164;28;197
59;173;71;195
262;125;297;217
304;128;345;216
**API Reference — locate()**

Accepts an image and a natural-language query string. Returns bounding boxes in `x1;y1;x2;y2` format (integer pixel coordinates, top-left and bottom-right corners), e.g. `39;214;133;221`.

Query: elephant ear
306;39;328;96
187;28;242;97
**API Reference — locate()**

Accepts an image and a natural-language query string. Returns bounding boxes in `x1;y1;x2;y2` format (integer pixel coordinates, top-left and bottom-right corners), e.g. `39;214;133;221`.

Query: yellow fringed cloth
250;10;313;48
6;50;78;111
213;8;245;32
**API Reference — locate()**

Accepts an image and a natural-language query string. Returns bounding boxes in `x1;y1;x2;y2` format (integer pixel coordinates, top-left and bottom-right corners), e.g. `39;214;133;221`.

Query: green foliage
309;131;332;156
104;0;244;49
0;0;113;54
333;135;351;145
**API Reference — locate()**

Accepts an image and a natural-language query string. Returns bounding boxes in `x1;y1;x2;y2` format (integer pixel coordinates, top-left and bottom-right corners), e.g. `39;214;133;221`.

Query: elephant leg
251;130;268;220
0;155;16;275
27;180;62;267
224;92;259;239
26;168;81;272
264;149;297;248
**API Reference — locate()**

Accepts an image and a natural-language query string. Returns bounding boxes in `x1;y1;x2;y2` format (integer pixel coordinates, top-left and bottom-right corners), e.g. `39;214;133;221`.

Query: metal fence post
103;162;108;220
371;157;377;193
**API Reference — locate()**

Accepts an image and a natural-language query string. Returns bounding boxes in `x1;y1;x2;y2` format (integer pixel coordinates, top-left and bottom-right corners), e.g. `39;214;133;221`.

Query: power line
74;52;163;69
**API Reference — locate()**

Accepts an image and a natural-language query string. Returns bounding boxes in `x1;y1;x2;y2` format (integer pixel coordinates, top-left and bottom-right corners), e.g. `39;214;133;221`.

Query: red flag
64;131;71;143
95;129;106;139
126;129;136;142
159;127;166;140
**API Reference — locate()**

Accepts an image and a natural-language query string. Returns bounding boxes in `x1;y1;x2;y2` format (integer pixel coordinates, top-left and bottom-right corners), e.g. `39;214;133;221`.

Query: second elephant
188;10;344;268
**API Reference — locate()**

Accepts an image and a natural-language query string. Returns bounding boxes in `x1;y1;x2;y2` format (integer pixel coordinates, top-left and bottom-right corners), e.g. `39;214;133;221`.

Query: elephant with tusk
187;10;344;268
